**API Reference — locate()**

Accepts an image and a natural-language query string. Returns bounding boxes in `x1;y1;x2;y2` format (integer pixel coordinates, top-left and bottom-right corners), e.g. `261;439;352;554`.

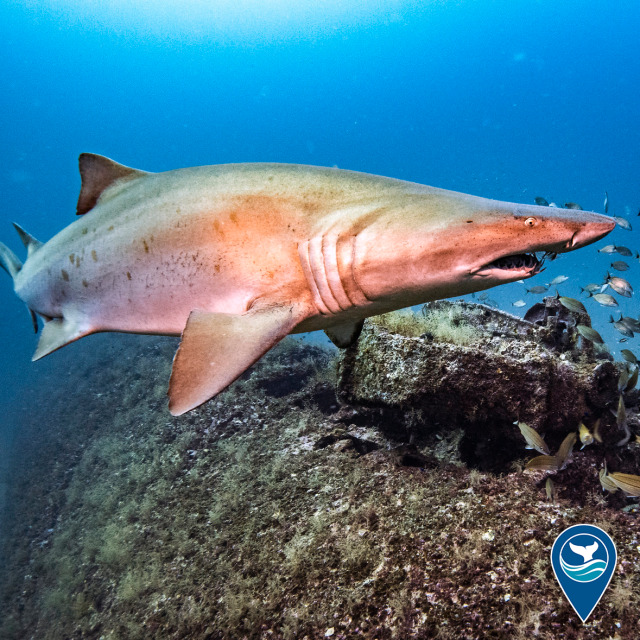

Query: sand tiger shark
0;154;615;415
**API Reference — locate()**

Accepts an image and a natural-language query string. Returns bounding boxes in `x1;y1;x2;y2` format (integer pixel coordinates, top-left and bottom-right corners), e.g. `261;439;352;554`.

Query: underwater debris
339;301;618;435
313;431;380;456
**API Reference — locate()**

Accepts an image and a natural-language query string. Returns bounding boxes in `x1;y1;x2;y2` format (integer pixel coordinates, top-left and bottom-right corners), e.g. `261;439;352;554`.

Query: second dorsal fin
76;153;149;215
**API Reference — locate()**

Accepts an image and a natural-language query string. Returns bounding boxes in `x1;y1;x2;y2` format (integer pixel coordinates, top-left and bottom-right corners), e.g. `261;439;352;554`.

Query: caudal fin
0;241;22;280
0;232;40;333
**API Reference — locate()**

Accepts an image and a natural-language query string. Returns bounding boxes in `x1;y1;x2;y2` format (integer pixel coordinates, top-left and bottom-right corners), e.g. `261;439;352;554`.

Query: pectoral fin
324;320;364;348
168;305;304;416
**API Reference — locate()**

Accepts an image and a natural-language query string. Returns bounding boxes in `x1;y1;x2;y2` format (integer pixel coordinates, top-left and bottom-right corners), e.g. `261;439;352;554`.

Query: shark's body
0;154;615;414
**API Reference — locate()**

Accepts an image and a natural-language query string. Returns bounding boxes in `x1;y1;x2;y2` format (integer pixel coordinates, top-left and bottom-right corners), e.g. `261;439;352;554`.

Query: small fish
621;349;638;364
576;325;604;344
579;422;594;449
599;468;619;493
580;283;602;294
549;275;569;285
534;197;549;206
606;282;632;298
478;292;489;301
525;455;560;472
614;216;632;231
556;432;577;468
609;472;640;497
614;395;630;447
559;296;587;315
620;316;640;332
525;285;548;294
610;316;634;338
614;245;633;257
589;293;619;307
610;261;630;271
546;477;557;503
564;202;583;210
606;274;633;298
618;368;630;391
604;191;609;214
598;244;618;254
625;366;638;392
614;394;626;424
512;299;526;308
517;422;550;455
593;418;602;443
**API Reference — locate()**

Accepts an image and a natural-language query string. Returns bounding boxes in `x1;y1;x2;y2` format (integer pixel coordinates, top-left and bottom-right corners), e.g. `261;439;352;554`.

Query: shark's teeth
487;253;540;271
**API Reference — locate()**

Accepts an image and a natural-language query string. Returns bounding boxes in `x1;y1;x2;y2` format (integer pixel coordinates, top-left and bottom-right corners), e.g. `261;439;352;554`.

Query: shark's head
466;202;616;287
355;193;616;304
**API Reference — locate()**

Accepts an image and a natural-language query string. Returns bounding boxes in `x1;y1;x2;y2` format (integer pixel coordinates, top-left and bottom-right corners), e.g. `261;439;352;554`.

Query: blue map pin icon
551;524;617;623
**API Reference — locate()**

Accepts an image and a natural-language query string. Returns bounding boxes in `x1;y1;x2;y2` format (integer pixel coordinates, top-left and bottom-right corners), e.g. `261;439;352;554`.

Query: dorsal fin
76;153;149;215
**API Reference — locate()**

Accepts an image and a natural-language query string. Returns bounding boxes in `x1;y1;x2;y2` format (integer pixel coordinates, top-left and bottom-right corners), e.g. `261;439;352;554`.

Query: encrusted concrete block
337;301;620;436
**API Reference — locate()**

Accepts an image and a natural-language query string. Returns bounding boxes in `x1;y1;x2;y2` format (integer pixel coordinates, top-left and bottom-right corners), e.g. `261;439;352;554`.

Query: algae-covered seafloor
1;302;640;639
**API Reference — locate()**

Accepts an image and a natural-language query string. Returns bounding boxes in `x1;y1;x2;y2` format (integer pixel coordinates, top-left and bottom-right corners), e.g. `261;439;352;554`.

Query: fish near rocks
0;153;616;415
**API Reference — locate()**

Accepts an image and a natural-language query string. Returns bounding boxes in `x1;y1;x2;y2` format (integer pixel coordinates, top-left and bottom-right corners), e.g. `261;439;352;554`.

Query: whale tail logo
569;541;598;562
551;525;617;622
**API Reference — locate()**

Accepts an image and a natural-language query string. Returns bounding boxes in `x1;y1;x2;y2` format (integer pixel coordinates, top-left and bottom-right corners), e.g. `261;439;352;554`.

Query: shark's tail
0;239;22;280
0;224;44;333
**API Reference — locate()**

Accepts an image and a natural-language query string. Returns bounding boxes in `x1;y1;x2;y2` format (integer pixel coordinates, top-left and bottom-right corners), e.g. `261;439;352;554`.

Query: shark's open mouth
476;252;548;278
488;253;540;272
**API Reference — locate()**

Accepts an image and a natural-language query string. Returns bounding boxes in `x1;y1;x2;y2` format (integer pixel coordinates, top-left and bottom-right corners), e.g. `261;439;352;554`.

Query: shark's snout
568;215;616;250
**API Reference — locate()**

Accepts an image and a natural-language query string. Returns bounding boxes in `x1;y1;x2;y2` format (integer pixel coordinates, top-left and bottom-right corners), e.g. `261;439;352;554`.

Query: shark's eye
524;217;537;227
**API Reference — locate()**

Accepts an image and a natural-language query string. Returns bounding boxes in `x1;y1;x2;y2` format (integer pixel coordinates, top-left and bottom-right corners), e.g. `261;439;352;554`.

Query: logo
551;524;617;623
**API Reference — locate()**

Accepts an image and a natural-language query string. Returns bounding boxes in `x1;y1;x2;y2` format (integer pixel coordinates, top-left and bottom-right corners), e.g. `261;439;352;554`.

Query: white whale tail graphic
569;541;599;562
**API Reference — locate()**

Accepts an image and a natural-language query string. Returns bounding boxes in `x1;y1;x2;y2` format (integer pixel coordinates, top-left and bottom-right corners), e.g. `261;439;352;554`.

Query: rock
336;301;620;468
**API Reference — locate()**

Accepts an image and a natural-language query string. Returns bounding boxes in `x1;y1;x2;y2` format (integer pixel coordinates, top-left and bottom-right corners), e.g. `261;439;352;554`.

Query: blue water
0;1;639;481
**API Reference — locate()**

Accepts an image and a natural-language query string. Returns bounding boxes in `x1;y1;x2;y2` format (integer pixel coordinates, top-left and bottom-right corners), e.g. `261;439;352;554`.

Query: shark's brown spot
61;269;69;281
82;228;88;235
126;271;132;280
91;250;98;262
69;254;75;264
82;279;88;288
229;212;237;223
143;239;149;253
108;225;114;231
